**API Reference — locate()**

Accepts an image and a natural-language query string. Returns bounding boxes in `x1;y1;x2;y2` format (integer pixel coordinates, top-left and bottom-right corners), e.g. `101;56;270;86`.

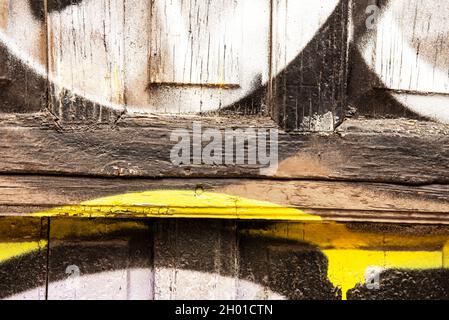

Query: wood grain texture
237;228;340;299
149;0;240;86
348;0;414;119
145;0;270;114
153;220;241;299
153;220;337;299
0;0;47;113
271;0;348;132
43;0;270;115
47;218;153;300
349;0;449;120
47;0;126;105
1;175;449;224
3;218;449;300
0;113;448;185
46;0;126;123
373;0;449;94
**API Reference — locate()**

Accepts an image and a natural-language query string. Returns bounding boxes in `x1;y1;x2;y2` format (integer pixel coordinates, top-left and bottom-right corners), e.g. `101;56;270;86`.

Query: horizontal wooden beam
0;113;448;185
1;175;449;224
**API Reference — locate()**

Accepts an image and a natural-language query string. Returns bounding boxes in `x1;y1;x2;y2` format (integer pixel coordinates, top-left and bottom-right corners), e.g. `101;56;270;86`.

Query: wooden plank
154;220;335;299
153;220;240;299
373;0;449;95
145;0;271;114
241;221;449;300
271;0;348;131
349;0;449;121
238;229;340;299
0;175;449;224
0;114;449;184
2;217;449;300
0;217;48;300
149;0;240;86
47;218;153;300
46;0;126;122
123;0;151;109
0;0;47;113
347;0;412;119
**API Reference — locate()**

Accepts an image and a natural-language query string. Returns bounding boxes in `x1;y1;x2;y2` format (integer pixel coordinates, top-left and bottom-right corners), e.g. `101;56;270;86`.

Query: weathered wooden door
2;0;449;301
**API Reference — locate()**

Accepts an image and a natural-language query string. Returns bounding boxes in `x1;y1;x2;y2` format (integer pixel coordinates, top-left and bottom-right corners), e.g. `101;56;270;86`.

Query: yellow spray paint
245;222;449;299
17;190;449;300
50;219;149;240
323;249;442;300
0;241;47;263
31;190;321;221
444;242;449;267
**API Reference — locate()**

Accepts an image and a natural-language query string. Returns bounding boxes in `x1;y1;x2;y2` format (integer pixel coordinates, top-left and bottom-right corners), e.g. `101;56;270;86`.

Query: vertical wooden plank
347;0;414;119
374;0;449;94
271;0;348;131
47;0;126;123
0;217;48;300
350;0;449;121
123;0;151;109
145;0;270;114
47;219;153;300
149;0;240;86
238;222;340;299
153;220;239;299
0;0;47;113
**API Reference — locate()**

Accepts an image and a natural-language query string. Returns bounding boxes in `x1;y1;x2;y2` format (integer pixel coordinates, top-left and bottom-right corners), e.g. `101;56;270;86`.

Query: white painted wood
0;0;47;69
47;268;153;300
271;0;340;79
45;0;270;114
123;0;152;108
144;0;270;113
47;0;126;107
374;0;449;94
149;0;240;86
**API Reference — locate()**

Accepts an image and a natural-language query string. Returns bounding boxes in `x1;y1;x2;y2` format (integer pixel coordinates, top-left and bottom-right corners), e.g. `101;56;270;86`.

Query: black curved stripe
30;0;85;21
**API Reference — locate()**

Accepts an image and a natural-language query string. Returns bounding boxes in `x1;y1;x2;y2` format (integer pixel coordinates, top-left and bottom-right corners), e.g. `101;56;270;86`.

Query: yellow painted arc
31;190;322;221
25;189;449;300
